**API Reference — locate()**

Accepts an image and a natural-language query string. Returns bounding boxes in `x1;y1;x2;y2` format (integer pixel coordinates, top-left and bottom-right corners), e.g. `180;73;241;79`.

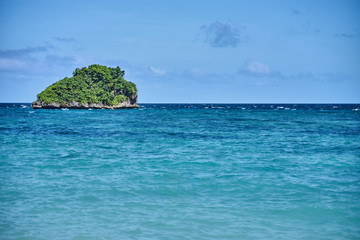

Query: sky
0;0;359;103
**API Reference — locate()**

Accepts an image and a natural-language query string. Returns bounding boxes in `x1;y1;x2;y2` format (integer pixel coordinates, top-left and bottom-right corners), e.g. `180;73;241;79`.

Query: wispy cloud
321;72;354;83
0;58;30;71
238;60;283;79
0;46;48;58
334;29;360;38
291;8;301;15
236;59;348;87
0;46;50;72
240;60;271;75
150;66;166;76
53;37;78;42
200;21;247;48
0;44;80;74
286;23;320;36
45;54;77;67
287;71;317;82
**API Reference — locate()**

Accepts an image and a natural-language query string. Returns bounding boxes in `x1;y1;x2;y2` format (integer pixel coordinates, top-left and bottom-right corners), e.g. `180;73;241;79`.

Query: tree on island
32;64;139;109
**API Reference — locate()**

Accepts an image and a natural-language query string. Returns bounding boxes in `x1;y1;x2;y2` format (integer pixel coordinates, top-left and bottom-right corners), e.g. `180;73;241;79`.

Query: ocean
0;103;359;239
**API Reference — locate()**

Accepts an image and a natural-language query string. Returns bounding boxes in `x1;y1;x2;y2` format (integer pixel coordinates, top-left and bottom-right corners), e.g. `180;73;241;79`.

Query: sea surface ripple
0;103;359;239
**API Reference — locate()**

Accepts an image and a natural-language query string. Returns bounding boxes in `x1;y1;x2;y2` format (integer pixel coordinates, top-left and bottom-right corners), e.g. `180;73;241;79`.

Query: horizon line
1;102;359;105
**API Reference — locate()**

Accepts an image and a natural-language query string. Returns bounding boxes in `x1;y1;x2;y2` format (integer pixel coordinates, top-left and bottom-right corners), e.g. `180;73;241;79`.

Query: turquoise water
1;103;359;239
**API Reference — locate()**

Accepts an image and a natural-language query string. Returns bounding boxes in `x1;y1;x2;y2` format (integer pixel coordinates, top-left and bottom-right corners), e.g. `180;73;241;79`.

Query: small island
31;64;139;109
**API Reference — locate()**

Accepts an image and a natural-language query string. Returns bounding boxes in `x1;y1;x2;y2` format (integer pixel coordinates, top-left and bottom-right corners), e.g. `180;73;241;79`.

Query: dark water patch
54;129;80;135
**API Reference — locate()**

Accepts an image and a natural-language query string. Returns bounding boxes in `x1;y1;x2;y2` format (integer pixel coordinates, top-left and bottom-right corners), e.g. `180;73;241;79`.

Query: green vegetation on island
35;64;138;107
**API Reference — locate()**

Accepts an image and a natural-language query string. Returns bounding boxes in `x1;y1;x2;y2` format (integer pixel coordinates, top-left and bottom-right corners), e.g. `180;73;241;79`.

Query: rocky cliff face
32;94;139;109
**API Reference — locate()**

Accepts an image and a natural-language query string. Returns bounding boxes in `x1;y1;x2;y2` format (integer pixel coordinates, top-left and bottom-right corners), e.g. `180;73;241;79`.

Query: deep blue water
1;103;359;239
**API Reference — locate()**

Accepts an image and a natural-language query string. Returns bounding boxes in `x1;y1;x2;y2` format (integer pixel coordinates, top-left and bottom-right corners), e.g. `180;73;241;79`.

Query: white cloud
150;66;166;76
188;68;204;77
200;21;247;48
0;58;30;71
244;61;271;74
240;60;271;76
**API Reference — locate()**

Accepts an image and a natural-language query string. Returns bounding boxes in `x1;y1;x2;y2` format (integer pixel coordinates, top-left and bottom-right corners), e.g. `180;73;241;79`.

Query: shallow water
1;103;359;239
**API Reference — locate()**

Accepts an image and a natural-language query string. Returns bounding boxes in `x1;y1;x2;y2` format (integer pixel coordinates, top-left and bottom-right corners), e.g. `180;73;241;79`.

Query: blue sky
0;0;359;103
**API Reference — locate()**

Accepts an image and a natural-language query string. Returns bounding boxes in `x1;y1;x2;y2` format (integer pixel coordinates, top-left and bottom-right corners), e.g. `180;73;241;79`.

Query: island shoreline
31;100;140;110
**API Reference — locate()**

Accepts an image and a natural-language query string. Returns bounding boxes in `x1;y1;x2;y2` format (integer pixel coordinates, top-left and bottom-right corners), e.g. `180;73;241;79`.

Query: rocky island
32;64;139;109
